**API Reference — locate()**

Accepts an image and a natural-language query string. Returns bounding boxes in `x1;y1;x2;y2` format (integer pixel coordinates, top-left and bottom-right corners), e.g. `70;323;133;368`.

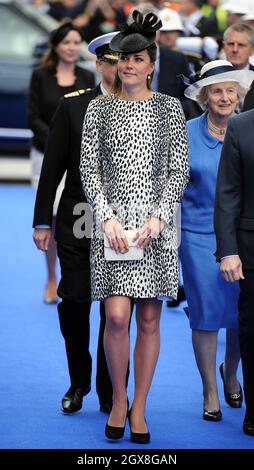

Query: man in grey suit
214;109;254;436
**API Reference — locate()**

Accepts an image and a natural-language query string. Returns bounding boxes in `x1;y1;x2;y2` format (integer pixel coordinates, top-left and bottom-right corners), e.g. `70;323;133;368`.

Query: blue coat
180;113;239;330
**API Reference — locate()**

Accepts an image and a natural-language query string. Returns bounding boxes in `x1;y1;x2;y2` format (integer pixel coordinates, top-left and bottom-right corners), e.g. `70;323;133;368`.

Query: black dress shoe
243;412;254;436
203;409;222;421
100;402;112;414
128;409;150;444
105;400;129;440
219;362;243;408
61;384;91;414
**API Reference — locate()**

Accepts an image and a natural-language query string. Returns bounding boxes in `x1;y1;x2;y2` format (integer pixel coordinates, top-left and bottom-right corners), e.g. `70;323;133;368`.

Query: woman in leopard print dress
80;11;189;443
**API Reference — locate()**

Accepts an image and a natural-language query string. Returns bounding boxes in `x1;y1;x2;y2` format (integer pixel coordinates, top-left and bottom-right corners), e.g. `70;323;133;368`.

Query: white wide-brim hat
184;59;254;101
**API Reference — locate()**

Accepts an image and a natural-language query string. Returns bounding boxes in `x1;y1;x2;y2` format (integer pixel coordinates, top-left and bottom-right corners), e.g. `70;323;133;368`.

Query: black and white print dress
80;92;189;300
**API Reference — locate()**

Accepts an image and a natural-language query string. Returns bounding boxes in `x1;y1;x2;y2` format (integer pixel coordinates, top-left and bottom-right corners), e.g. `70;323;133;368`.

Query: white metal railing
0;128;33;139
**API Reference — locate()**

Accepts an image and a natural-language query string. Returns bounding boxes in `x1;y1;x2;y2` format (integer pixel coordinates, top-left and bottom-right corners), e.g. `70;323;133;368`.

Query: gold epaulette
183;51;203;60
64;88;92;99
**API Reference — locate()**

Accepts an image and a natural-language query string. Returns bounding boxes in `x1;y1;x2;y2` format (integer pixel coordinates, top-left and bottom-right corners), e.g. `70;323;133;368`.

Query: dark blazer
214;109;254;268
33;85;101;248
28;65;95;152
242;64;254;112
158;45;190;99
157;45;191;117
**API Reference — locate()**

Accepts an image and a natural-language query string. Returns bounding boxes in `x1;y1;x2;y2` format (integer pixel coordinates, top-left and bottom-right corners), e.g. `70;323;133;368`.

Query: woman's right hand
103;219;129;253
33;228;52;252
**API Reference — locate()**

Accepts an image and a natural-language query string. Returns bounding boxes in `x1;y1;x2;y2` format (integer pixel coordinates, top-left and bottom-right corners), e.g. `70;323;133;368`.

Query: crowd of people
28;0;254;444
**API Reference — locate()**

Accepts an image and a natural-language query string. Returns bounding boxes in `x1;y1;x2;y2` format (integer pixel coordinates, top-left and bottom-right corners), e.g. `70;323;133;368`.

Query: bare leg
131;299;162;433
223;328;241;393
192;330;220;411
104;296;131;427
44;216;58;302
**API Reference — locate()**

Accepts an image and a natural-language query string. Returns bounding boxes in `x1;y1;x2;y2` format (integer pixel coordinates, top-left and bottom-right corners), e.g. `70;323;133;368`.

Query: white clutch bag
104;229;144;261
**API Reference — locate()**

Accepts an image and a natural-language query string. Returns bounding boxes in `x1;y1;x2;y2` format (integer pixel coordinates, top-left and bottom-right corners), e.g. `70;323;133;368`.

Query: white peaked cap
223;0;252;15
160;8;184;33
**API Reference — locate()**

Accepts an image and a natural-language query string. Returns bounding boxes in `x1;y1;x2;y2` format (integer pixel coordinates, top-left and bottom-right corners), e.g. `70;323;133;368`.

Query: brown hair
42;46;59;70
42;22;83;71
111;43;157;95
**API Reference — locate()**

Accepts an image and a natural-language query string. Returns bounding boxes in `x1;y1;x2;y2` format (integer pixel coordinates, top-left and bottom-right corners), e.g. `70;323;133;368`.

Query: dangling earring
147;74;151;80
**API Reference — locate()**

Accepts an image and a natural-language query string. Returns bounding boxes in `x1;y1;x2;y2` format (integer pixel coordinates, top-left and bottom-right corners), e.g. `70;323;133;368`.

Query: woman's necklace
207;114;226;136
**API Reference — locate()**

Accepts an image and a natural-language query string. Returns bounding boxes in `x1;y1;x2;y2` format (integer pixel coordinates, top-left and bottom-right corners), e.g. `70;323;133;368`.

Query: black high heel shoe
105;399;129;440
203;409;222;421
128;408;150;444
219;363;243;408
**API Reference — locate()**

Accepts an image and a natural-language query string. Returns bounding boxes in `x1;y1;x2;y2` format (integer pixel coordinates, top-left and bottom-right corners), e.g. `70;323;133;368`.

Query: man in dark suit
33;32;120;414
223;23;254;72
223;23;254;111
243;78;254;111
214;109;254;436
156;44;191;116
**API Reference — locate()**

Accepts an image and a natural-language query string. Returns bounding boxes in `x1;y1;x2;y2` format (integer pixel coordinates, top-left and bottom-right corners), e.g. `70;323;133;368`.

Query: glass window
0;5;48;58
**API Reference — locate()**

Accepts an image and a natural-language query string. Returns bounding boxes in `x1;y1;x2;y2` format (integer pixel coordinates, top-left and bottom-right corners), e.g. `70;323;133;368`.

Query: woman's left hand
133;217;165;248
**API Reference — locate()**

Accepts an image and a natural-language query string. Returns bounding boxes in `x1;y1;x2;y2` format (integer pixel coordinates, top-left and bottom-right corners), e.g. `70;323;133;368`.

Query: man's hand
220;255;245;282
33;228;52;252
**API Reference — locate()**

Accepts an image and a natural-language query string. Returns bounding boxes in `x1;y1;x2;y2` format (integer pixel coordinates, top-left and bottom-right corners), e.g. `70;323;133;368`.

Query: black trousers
239;270;254;419
57;242;112;403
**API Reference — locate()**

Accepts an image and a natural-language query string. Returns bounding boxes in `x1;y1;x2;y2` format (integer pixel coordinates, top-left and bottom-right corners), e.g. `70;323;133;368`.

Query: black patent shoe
128;409;150;444
243;412;254;436
203;409;222;421
105;400;129;440
61;384;91;414
219;363;243;408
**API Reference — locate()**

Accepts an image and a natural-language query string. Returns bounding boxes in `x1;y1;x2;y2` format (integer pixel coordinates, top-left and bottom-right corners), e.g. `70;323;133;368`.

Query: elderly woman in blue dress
180;60;254;421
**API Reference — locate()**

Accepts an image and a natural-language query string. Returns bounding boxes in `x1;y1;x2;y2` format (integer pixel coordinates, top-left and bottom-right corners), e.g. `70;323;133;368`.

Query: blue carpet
0;183;253;449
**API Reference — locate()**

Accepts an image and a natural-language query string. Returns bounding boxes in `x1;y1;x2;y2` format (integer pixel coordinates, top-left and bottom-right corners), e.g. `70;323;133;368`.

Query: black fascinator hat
109;10;162;53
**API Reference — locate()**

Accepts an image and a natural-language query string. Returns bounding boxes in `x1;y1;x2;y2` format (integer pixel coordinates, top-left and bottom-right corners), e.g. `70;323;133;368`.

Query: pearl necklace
207;114;226;136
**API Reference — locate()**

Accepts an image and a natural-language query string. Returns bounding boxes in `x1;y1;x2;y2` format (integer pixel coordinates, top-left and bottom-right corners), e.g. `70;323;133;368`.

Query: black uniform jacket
28;66;95;152
157;45;191;117
214;109;254;269
33;84;101;248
